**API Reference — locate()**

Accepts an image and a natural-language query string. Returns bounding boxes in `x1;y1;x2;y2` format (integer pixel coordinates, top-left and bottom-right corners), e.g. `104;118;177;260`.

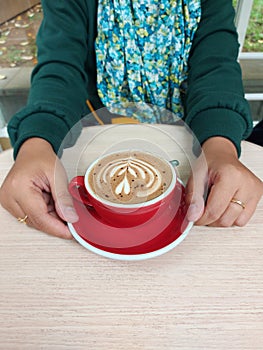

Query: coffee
88;151;173;204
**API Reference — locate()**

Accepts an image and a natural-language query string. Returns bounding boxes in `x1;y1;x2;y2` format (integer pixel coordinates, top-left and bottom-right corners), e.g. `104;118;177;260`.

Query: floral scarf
96;0;201;123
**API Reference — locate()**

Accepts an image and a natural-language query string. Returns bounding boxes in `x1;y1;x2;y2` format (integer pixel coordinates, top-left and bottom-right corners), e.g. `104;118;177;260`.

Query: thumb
51;163;79;223
185;165;207;222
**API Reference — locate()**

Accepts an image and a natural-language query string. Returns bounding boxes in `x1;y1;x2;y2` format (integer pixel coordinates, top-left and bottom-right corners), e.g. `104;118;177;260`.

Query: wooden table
0;125;262;349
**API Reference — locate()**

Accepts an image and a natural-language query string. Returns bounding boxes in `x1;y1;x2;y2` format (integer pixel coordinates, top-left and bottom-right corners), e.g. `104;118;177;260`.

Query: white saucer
68;220;193;261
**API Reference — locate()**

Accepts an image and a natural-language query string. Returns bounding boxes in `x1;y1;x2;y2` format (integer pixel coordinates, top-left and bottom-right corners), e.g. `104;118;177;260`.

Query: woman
0;0;262;239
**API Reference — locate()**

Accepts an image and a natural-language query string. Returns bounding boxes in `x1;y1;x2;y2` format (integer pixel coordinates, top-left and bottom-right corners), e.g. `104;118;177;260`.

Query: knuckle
0;185;13;209
205;208;219;223
0;187;5;205
30;214;46;231
219;165;242;183
8;175;22;190
217;218;232;228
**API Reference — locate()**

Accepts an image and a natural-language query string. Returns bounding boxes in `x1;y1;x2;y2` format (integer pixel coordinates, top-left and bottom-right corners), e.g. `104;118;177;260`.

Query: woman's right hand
0;138;79;239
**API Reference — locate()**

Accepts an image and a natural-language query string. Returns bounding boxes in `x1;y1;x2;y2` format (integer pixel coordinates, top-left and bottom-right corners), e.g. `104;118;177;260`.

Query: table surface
0;124;263;350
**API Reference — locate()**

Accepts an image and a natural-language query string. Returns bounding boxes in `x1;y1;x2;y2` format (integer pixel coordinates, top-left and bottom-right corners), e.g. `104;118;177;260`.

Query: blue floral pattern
96;0;201;123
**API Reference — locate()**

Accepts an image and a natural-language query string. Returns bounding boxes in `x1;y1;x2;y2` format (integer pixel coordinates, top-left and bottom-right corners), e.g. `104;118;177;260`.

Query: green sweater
8;0;252;158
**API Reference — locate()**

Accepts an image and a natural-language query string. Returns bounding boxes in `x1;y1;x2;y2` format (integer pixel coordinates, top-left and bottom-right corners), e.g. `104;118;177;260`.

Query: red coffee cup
68;152;181;228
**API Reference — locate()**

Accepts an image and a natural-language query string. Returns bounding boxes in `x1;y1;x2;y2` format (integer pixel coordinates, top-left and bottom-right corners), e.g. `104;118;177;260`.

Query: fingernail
64;207;79;222
187;204;200;222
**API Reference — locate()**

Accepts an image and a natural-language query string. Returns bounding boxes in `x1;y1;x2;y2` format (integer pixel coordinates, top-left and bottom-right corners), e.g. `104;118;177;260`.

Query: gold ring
230;198;246;210
17;215;28;224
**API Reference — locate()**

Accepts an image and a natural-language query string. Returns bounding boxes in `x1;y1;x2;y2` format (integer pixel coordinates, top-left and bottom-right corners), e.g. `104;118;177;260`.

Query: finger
2;199;28;224
208;196;244;227
195;175;239;226
18;188;73;239
25;215;73;240
51;162;79;223
185;168;207;222
208;180;261;227
1;195;67;236
210;195;257;227
234;197;259;227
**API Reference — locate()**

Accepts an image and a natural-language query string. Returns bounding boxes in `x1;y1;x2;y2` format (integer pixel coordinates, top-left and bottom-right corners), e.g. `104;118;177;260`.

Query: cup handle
68;176;93;207
170;159;179;167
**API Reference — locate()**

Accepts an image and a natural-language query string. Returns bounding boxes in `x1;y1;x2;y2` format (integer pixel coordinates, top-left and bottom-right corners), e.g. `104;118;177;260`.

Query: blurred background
0;0;262;150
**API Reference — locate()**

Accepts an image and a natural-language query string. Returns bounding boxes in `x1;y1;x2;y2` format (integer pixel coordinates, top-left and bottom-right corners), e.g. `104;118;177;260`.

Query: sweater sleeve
185;0;253;156
8;0;91;158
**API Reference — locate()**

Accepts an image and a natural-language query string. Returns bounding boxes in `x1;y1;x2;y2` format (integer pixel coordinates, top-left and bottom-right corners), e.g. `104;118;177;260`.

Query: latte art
103;158;162;197
88;151;173;204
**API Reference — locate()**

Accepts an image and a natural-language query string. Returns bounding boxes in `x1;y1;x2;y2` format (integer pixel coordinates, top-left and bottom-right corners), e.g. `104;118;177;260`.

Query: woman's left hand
185;137;263;227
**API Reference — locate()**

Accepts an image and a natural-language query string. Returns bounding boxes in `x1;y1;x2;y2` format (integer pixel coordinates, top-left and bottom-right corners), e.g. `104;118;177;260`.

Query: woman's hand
0;138;78;238
185;137;263;227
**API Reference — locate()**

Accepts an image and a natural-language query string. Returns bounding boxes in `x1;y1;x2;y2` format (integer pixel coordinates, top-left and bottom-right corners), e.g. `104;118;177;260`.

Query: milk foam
88;152;173;204
99;158;162;198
